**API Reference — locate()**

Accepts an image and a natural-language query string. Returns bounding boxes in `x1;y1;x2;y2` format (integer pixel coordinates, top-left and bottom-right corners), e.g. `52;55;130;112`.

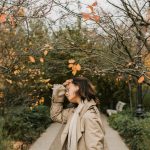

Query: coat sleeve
50;84;74;124
84;110;105;150
50;100;73;124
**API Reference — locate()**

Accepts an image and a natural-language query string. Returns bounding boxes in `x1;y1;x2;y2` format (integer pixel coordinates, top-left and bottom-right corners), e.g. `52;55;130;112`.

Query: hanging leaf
81;13;91;21
40;57;44;63
44;50;48;56
68;64;74;68
138;75;144;84
39;97;44;104
14;70;20;75
68;59;75;64
17;7;25;17
72;65;77;71
72;70;77;76
92;1;98;6
29;56;35;63
0;14;7;23
6;79;13;84
44;79;50;83
87;5;94;13
76;64;81;71
91;15;100;23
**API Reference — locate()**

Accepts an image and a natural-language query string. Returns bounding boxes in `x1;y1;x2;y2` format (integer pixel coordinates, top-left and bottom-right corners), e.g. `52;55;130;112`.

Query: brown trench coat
50;99;107;150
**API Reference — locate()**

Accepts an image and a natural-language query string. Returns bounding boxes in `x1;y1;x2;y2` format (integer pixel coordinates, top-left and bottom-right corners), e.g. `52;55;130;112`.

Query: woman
50;77;107;150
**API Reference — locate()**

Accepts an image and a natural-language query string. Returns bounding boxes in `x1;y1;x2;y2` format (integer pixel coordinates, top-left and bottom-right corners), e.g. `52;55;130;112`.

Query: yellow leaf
0;14;7;23
6;79;13;84
68;64;74;68
81;12;91;21
0;92;4;98
39;97;44;103
29;56;35;63
91;15;100;23
72;65;77;71
72;70;77;76
68;59;75;64
138;76;144;84
35;103;38;106
44;79;50;83
40;57;44;63
17;7;25;17
40;79;50;83
44;50;48;56
92;1;98;6
14;70;20;75
87;5;94;13
76;64;81;71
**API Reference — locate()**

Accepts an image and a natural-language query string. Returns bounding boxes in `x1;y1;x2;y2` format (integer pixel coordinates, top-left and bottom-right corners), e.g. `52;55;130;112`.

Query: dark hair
72;77;96;101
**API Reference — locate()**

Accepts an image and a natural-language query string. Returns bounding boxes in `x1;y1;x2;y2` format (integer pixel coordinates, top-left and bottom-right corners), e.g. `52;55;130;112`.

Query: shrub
4;105;52;144
0;117;12;150
108;111;150;150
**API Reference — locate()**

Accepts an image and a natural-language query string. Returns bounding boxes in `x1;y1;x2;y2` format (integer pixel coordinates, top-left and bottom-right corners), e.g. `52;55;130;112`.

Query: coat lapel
61;99;97;148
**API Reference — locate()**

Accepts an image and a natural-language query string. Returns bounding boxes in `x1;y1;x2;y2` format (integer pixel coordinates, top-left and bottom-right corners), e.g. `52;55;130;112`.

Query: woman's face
65;82;79;103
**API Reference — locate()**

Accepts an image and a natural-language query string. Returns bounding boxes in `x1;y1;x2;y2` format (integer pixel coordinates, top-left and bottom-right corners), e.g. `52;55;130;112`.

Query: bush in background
108;110;150;150
4;105;52;144
0;117;12;150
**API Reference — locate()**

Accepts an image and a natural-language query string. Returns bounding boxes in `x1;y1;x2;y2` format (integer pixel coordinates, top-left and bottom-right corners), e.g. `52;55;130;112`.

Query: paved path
29;114;129;150
101;114;129;150
29;123;62;150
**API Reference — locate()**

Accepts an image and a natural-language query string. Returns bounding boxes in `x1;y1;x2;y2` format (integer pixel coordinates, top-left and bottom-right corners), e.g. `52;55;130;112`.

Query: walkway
29;114;129;150
102;114;129;150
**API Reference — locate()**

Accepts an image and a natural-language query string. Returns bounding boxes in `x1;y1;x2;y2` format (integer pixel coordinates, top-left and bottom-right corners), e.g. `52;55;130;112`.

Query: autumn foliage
68;59;81;75
81;1;100;23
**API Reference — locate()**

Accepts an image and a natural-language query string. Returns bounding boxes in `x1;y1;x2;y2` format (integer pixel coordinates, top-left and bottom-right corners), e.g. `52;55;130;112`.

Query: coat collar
79;99;96;118
61;99;97;147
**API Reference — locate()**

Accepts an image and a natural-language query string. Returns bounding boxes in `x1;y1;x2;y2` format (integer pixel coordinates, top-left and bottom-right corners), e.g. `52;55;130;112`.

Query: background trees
0;0;150;112
0;0;150;148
